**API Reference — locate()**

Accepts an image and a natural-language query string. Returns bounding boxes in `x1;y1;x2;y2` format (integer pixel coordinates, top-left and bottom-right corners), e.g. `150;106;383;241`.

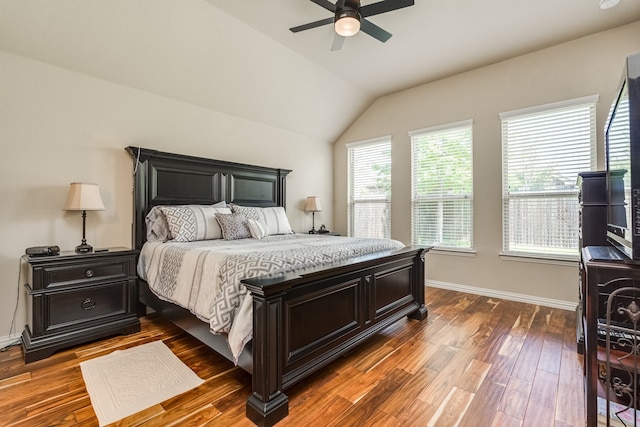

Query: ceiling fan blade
360;18;392;42
330;34;345;51
360;0;414;18
309;0;338;13
290;17;334;33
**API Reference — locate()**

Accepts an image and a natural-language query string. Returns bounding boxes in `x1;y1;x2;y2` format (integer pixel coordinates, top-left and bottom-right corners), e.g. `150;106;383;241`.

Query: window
410;120;473;249
501;95;598;258
347;137;391;238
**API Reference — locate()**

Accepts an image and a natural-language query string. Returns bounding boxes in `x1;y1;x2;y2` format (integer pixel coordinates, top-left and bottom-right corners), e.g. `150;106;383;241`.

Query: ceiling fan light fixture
599;0;620;9
334;10;360;37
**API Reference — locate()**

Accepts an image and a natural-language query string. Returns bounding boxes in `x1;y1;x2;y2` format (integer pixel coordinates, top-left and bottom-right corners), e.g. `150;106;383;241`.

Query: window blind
501;96;597;258
347;138;391;238
410;121;473;249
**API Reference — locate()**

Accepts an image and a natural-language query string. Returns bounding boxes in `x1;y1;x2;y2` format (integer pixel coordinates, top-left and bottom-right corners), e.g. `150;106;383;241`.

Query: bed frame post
408;248;428;320
245;292;289;427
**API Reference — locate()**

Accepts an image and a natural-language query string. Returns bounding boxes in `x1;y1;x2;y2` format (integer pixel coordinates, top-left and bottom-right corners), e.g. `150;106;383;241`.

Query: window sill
429;247;476;257
499;251;578;266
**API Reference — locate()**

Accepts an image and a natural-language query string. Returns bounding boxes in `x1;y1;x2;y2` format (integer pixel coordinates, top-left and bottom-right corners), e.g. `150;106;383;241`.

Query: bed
126;146;429;426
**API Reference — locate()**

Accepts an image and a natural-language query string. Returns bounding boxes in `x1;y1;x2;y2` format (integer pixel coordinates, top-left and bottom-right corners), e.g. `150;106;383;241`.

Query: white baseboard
0;334;22;351
426;279;577;311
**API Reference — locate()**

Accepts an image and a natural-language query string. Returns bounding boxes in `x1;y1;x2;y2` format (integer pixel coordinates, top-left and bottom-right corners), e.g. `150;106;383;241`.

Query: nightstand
21;247;141;363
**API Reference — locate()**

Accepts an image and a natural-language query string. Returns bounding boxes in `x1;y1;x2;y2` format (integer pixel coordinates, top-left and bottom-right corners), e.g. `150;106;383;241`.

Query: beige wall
334;21;640;306
3;18;640;347
0;51;333;344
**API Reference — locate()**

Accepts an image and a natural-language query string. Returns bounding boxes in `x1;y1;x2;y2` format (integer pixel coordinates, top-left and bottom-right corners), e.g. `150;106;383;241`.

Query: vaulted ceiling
1;0;639;143
209;0;640;97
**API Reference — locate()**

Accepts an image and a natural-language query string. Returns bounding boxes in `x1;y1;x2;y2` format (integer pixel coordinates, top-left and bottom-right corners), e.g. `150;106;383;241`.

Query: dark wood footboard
242;246;428;426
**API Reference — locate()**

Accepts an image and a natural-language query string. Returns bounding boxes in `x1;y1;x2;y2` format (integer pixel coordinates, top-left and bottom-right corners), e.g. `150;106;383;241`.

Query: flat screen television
605;51;640;261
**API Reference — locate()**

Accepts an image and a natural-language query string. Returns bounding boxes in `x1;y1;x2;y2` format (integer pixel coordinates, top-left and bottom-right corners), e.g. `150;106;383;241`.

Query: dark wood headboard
126;147;292;250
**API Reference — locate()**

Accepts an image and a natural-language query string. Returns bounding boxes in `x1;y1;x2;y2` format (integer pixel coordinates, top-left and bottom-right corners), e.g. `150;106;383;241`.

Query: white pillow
230;205;294;235
247;219;269;239
159;205;232;242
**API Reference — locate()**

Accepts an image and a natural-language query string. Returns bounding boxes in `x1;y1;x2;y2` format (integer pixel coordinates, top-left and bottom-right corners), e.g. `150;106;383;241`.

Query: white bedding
137;234;404;363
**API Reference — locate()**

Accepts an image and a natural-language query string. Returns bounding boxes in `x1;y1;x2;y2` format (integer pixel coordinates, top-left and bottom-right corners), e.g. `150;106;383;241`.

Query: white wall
333;21;640;306
0;0;370;144
0;51;334;345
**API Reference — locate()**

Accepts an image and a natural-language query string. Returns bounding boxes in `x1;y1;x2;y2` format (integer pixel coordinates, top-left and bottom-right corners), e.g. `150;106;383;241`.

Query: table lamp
304;196;322;234
64;182;105;253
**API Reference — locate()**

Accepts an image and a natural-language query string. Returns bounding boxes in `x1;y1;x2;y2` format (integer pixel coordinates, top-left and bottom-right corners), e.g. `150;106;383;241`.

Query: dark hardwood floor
0;287;585;426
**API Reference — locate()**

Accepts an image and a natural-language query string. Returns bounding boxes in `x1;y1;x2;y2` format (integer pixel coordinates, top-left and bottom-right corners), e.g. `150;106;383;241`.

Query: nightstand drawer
37;258;132;289
43;281;130;334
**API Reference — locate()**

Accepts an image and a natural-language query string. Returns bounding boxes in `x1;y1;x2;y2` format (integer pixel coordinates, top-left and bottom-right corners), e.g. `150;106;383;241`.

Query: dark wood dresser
581;248;640;426
576;171;640;425
577;171;608;249
21;247;140;363
577;171;608;354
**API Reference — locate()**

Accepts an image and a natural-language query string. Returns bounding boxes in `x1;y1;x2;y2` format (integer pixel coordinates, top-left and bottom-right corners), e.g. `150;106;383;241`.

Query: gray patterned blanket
138;234;404;362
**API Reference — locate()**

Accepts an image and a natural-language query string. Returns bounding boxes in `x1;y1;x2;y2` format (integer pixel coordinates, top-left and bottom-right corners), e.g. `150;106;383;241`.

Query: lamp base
308;211;317;234
75;243;93;253
75;210;94;253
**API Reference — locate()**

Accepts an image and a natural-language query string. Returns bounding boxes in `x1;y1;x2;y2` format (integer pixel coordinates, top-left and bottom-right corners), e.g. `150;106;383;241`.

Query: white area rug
80;340;204;426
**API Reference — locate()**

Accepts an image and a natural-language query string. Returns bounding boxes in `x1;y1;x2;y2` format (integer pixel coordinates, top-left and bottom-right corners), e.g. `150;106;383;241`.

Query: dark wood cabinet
577;171;608;354
578;171;608;248
581;251;640;427
577;171;640;425
21;247;140;363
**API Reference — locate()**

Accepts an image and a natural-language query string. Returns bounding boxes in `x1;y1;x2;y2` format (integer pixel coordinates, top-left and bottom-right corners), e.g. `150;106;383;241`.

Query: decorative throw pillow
215;213;251;240
145;206;171;242
230;205;294;235
247;219;269;239
159;205;231;242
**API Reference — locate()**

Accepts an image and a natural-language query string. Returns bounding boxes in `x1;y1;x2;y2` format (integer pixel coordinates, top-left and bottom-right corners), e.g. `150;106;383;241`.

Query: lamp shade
304;196;322;213
64;182;105;211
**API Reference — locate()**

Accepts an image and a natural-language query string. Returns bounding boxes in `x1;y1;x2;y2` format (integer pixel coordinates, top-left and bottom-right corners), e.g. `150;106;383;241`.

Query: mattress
137;233;404;362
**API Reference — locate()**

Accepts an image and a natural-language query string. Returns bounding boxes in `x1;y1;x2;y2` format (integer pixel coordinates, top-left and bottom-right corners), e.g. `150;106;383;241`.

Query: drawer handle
81;298;96;310
85;269;94;278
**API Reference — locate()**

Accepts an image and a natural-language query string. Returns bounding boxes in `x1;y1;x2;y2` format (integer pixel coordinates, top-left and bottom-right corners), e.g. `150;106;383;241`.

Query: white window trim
409;119;474;137
429;247;477;257
499;94;599;120
499;251;578;267
346;135;391;149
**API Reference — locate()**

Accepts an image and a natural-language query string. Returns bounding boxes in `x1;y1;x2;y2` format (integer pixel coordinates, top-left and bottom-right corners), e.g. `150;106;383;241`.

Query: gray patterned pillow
159;205;231;242
215;213;251;240
145;206;171;242
230;205;294;235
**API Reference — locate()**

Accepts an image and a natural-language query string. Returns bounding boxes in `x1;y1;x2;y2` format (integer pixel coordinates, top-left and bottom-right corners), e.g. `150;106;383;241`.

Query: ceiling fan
290;0;415;51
